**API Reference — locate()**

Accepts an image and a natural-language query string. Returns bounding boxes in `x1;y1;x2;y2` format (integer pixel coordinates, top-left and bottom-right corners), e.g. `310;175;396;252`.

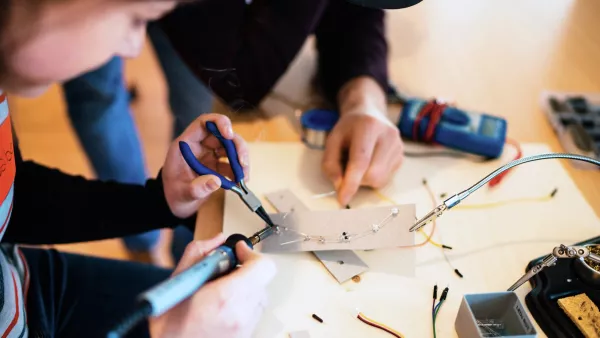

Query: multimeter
300;98;508;159
398;98;508;158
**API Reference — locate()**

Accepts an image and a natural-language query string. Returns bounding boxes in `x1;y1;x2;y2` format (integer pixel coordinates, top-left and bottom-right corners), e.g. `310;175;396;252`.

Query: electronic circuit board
526;236;600;338
541;91;600;170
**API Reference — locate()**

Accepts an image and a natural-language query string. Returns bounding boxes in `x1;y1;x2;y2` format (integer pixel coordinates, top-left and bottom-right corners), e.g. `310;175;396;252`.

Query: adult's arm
5;147;195;245
314;0;389;104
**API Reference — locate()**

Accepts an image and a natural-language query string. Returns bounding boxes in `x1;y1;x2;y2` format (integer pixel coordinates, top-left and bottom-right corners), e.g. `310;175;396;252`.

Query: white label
513;301;534;333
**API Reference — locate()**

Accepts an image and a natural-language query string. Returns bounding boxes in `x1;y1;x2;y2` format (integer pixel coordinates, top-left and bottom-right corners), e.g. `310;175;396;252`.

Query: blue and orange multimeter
398;98;507;158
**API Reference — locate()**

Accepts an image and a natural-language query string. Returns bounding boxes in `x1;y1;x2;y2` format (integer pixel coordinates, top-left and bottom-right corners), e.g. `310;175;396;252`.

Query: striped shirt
0;91;30;338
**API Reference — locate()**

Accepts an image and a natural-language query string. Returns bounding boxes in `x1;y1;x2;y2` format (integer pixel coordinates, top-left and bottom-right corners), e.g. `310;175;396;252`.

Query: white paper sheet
220;143;600;337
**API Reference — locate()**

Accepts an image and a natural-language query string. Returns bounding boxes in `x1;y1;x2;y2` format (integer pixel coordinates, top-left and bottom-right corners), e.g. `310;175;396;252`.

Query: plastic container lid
300;109;339;132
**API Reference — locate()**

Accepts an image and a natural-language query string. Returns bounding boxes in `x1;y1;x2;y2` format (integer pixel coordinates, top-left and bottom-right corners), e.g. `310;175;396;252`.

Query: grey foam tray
541;91;600;170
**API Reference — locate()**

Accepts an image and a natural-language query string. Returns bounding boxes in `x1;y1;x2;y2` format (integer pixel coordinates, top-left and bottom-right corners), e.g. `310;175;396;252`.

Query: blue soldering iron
107;227;274;338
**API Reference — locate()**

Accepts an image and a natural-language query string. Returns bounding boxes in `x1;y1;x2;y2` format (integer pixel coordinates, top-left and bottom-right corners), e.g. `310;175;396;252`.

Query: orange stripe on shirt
2;271;20;338
0;93;5;104
0;115;15;203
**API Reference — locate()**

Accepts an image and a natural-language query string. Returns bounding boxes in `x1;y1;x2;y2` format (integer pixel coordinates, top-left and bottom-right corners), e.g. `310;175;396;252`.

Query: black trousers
22;248;171;338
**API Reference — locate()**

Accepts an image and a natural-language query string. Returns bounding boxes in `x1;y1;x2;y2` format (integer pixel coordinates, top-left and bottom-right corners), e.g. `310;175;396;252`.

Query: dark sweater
5;135;193;245
158;0;388;109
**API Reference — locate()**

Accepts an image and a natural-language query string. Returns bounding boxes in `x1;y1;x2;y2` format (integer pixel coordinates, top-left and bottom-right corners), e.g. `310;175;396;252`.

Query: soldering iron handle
138;234;253;317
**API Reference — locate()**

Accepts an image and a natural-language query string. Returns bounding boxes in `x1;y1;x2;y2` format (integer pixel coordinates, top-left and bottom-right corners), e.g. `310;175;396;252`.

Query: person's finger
362;138;395;188
200;134;222;150
187;175;222;201
232;134;250;176
179;114;234;145
390;140;405;174
216;242;276;296
338;127;377;206
322;129;345;190
201;133;249;178
174;233;227;274
216;162;235;180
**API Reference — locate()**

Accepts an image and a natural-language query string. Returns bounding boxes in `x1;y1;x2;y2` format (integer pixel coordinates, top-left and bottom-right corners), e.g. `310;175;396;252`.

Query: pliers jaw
231;181;261;211
232;180;275;227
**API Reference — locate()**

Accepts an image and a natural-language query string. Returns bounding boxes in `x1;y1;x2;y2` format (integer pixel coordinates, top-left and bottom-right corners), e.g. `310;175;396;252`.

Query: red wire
412;100;520;187
412;100;447;144
488;138;522;187
357;315;403;338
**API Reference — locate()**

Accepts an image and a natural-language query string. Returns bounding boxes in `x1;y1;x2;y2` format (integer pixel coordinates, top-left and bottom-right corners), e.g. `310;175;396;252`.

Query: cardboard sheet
265;189;369;283
261;205;415;252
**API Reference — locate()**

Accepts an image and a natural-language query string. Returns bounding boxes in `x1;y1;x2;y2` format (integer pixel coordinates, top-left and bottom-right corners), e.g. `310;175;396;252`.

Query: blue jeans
148;23;215;262
63;25;214;257
24;247;171;337
62;57;161;252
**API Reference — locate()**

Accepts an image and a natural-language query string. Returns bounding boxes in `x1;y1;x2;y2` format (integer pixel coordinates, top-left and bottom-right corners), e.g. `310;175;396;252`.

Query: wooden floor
7;0;600;264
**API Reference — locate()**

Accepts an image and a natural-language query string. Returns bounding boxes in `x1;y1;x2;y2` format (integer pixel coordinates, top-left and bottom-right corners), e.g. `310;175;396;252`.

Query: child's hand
149;234;276;338
162;114;250;219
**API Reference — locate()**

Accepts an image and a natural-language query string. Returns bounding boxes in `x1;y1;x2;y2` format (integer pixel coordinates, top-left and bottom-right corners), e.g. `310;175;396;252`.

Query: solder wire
452;188;557;210
373;189;445;249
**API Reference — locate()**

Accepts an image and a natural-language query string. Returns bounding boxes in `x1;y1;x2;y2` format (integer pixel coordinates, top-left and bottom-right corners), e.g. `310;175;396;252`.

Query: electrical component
356;311;404;338
410;153;600;232
277;207;399;246
432;286;449;338
300;109;339;149
398;98;507;159
508;244;600;291
312;314;324;323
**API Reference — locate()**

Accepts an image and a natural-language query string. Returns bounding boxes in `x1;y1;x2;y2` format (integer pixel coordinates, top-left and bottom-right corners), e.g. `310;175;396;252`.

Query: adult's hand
322;77;404;206
149;234;276;338
162;114;250;219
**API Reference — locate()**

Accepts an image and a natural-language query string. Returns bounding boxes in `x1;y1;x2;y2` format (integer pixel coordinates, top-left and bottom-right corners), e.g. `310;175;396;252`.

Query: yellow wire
453;195;553;210
358;312;405;338
373;190;445;248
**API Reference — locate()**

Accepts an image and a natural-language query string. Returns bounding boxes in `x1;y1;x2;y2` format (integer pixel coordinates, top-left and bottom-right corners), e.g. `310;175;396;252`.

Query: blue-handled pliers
179;121;275;227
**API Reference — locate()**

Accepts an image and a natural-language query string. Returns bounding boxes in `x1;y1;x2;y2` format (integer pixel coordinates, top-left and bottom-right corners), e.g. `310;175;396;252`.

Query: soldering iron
106;226;275;338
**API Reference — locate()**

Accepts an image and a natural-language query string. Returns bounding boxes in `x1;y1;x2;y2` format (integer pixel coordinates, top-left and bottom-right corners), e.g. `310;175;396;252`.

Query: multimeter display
398;99;507;158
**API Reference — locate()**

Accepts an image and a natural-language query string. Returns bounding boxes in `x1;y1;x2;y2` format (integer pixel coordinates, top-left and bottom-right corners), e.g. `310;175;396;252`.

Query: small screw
338;260;345;265
312;314;324;323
